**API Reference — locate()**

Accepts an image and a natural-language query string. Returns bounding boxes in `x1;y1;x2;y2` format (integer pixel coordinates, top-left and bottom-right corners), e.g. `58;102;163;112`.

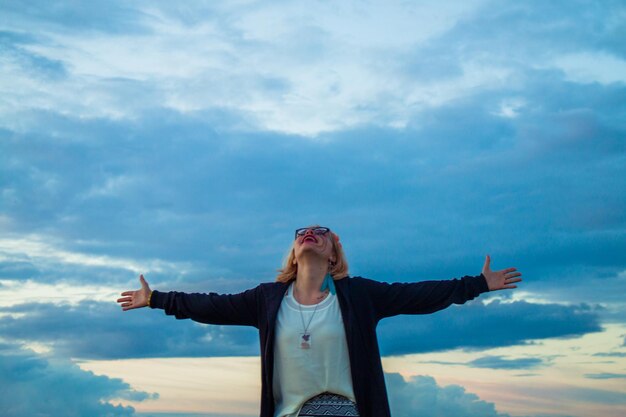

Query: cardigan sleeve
149;285;261;328
364;274;490;321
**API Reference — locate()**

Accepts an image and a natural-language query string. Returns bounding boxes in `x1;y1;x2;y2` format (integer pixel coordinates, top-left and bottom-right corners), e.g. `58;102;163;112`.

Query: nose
304;228;315;235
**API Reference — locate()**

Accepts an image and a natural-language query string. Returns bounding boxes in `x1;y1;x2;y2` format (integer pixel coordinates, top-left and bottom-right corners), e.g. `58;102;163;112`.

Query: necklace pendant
300;332;312;349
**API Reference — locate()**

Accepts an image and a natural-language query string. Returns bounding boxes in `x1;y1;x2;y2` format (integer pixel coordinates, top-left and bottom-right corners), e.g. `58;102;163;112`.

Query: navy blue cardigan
150;273;490;417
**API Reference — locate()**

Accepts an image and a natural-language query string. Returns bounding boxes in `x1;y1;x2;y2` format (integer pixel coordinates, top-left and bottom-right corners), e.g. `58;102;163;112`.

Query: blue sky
1;1;625;416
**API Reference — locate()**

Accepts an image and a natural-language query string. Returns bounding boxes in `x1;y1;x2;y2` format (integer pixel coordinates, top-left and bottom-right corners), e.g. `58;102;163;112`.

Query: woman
117;226;522;417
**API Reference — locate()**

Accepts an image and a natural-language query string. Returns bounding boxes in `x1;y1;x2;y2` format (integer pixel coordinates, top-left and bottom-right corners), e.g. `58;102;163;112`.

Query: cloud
0;0;493;135
2;14;625;288
0;0;624;378
377;300;603;356
0;300;259;359
0;297;603;361
384;372;510;417
2;102;624;283
0;234;194;288
0;30;67;80
466;355;546;370
0;235;177;274
4;0;624;136
593;352;626;358
584;373;626;379
551;52;626;85
0;4;625;416
0;93;623;356
0;0;149;34
434;0;626;65
408;356;550;371
0;342;157;417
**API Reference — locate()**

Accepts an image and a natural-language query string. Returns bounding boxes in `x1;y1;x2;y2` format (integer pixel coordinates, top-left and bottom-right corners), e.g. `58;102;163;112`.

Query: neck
294;259;329;299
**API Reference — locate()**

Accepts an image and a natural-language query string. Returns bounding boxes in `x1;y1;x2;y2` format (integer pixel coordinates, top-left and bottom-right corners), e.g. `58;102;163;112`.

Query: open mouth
303;236;317;243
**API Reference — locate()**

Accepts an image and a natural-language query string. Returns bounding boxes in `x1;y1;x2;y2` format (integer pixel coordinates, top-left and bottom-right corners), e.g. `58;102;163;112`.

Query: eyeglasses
295;227;330;239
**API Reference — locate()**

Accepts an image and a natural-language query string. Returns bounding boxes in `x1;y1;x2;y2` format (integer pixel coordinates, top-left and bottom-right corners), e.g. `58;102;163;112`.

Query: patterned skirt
297;392;360;416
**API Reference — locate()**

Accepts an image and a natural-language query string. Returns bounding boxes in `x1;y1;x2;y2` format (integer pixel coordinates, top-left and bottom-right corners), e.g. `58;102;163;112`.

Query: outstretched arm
368;255;522;321
117;275;261;328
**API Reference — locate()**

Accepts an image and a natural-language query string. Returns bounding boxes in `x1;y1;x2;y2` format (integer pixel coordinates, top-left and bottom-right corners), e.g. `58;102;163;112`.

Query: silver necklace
293;283;328;349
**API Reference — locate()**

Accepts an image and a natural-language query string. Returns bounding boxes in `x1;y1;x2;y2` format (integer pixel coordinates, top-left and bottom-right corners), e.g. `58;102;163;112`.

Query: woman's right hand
117;274;152;311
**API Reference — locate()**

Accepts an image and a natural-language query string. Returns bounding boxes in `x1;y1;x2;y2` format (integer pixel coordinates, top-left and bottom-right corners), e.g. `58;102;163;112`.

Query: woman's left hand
482;254;523;291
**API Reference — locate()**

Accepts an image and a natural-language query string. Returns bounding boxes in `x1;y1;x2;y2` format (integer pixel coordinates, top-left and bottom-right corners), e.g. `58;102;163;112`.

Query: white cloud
82;175;139;198
493;98;526;118
551;52;626;85
0;234;191;282
0;278;120;308
0;235;155;272
1;0;501;136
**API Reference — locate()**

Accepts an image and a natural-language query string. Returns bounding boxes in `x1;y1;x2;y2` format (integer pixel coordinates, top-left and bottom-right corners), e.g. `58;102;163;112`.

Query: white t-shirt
272;281;356;417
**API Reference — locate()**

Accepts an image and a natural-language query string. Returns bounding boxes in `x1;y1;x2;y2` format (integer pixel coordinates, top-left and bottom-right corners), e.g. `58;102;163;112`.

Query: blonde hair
276;226;349;283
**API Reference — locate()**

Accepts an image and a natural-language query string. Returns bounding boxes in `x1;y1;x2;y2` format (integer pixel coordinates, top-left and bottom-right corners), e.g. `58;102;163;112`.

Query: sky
1;0;625;416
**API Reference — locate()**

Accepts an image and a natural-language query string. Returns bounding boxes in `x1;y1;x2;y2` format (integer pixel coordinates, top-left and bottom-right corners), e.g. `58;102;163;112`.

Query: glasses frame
294;227;331;240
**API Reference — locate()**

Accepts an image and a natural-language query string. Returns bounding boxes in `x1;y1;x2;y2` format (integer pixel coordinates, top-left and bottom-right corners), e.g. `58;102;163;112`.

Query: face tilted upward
293;226;336;264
